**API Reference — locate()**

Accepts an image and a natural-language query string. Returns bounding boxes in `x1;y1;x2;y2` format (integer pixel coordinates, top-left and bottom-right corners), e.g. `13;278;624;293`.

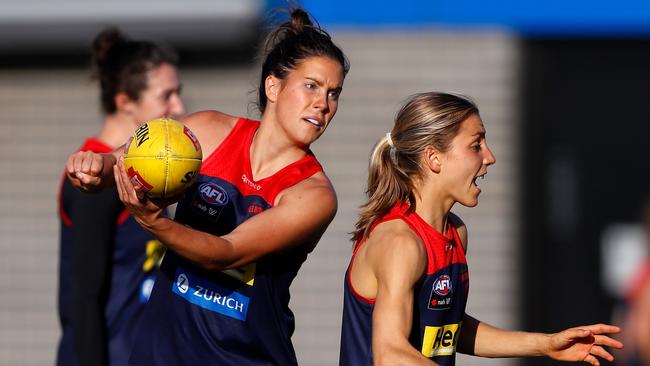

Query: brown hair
257;8;349;113
352;92;479;245
92;28;178;114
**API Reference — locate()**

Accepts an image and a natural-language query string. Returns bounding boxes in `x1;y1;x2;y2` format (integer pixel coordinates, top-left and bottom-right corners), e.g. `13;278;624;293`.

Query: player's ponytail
257;8;349;113
352;92;480;245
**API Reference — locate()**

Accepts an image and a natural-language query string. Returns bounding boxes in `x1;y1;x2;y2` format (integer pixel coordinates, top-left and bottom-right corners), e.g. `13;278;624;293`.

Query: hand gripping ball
124;118;202;198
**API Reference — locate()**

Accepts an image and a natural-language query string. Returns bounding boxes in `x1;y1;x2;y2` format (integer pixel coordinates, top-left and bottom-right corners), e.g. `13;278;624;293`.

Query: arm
65;110;234;193
65;147;122;191
113;157;337;270
365;224;439;365
63;180;122;366
453;213;622;364
459;314;623;364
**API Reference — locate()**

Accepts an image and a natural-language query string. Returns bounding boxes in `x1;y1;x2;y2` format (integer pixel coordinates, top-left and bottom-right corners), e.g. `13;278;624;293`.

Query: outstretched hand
113;156;179;230
545;324;623;365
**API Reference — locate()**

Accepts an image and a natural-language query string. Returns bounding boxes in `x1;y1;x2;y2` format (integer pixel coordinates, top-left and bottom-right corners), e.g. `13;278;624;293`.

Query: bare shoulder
448;211;468;252
181;110;239;158
366;219;427;278
276;171;337;220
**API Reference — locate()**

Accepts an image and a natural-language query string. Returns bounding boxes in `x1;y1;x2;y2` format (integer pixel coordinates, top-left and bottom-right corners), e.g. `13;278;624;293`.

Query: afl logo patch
428;274;453;310
433;275;452;296
199;182;228;206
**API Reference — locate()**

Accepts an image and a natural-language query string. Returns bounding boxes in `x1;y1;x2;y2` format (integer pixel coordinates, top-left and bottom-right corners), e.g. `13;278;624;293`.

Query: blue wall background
279;0;650;36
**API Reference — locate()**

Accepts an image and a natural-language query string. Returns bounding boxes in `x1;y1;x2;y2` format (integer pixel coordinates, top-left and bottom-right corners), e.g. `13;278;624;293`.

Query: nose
169;93;185;118
312;91;330;114
484;143;496;166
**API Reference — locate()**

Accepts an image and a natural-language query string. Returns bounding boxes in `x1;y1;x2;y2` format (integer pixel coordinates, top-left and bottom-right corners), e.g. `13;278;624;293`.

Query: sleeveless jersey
58;138;163;366
130;118;323;365
339;203;469;366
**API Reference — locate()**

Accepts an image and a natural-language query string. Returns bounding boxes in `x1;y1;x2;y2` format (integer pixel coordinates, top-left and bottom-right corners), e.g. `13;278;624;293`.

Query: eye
328;90;340;100
472;143;481;152
305;83;315;89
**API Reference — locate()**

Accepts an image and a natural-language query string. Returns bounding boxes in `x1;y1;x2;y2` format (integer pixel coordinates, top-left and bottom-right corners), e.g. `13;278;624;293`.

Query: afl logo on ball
199;182;229;206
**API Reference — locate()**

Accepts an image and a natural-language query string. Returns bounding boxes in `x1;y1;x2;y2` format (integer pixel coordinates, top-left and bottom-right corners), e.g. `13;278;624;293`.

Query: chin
459;195;480;208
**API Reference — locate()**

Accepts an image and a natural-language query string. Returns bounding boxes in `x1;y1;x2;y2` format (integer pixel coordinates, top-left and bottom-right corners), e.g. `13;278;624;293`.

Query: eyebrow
306;76;343;90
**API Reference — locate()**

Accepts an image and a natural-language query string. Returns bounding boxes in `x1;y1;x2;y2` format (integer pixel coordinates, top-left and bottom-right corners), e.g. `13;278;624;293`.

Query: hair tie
386;132;398;165
385;132;394;148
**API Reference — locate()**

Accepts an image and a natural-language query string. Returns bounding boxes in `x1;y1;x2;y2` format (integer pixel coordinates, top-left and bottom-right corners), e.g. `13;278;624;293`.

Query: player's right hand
65;151;109;191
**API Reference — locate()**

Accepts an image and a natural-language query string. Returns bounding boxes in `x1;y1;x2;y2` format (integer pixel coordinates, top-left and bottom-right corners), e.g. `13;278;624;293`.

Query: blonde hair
352;92;479;245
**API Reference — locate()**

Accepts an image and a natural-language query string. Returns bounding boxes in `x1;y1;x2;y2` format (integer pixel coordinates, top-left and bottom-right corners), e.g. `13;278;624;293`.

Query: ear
423;145;442;174
265;74;281;104
114;92;136;115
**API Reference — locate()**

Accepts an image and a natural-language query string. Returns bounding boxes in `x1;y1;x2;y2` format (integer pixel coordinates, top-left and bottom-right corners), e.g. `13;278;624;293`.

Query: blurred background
2;0;650;365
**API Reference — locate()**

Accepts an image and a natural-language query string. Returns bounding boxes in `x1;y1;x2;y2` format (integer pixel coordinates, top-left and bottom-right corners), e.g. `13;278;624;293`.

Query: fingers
583;354;600;366
66;151;105;188
563;328;593;341
589;345;613;362
114;157;144;204
133;184;146;202
114;164;123;199
580;324;620;335
593;334;623;349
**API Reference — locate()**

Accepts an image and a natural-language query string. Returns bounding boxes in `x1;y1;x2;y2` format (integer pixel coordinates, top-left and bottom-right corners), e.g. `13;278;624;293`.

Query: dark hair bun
92;28;127;68
288;8;314;33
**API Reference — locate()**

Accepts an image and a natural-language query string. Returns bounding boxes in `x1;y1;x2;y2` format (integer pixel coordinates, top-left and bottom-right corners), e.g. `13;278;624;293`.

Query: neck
412;180;454;234
96;113;139;149
249;115;308;181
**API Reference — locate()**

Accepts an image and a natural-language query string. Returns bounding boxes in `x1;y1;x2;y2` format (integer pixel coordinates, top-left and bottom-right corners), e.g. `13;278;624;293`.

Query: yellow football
123;118;202;198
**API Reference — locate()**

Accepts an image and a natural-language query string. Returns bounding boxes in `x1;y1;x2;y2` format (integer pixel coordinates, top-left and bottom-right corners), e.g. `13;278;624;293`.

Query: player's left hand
545;324;623;365
114;156;179;230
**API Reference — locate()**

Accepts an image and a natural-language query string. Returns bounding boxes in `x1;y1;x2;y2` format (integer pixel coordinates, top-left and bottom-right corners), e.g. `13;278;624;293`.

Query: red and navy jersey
339;203;469;366
57;138;163;366
130;118;323;365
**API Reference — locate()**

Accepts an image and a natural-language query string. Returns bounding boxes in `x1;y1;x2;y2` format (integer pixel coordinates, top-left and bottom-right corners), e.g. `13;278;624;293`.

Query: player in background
617;198;650;366
65;8;349;365
57;28;183;366
339;92;623;366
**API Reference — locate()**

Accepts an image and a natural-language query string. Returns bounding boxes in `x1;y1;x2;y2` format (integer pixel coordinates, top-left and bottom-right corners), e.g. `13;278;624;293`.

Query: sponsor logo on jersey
241;174;262;190
198;182;229;206
433;275;452;296
421;322;462;358
176;273;189;293
247;203;264;215
428;274;453;310
172;267;249;321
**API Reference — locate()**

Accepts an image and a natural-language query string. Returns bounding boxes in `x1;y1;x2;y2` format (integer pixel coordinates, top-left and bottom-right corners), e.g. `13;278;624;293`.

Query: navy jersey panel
411;262;469;364
173;176;271;236
339;268;374;366
130;118;322;365
57;138;161;366
339;203;469;366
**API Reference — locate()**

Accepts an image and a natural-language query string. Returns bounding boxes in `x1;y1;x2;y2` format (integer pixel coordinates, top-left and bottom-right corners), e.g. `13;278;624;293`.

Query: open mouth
304;118;323;128
472;174;486;188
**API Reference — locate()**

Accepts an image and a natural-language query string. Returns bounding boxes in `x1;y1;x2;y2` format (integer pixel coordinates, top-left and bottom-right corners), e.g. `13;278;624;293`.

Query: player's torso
406;210;469;366
142;118;321;364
